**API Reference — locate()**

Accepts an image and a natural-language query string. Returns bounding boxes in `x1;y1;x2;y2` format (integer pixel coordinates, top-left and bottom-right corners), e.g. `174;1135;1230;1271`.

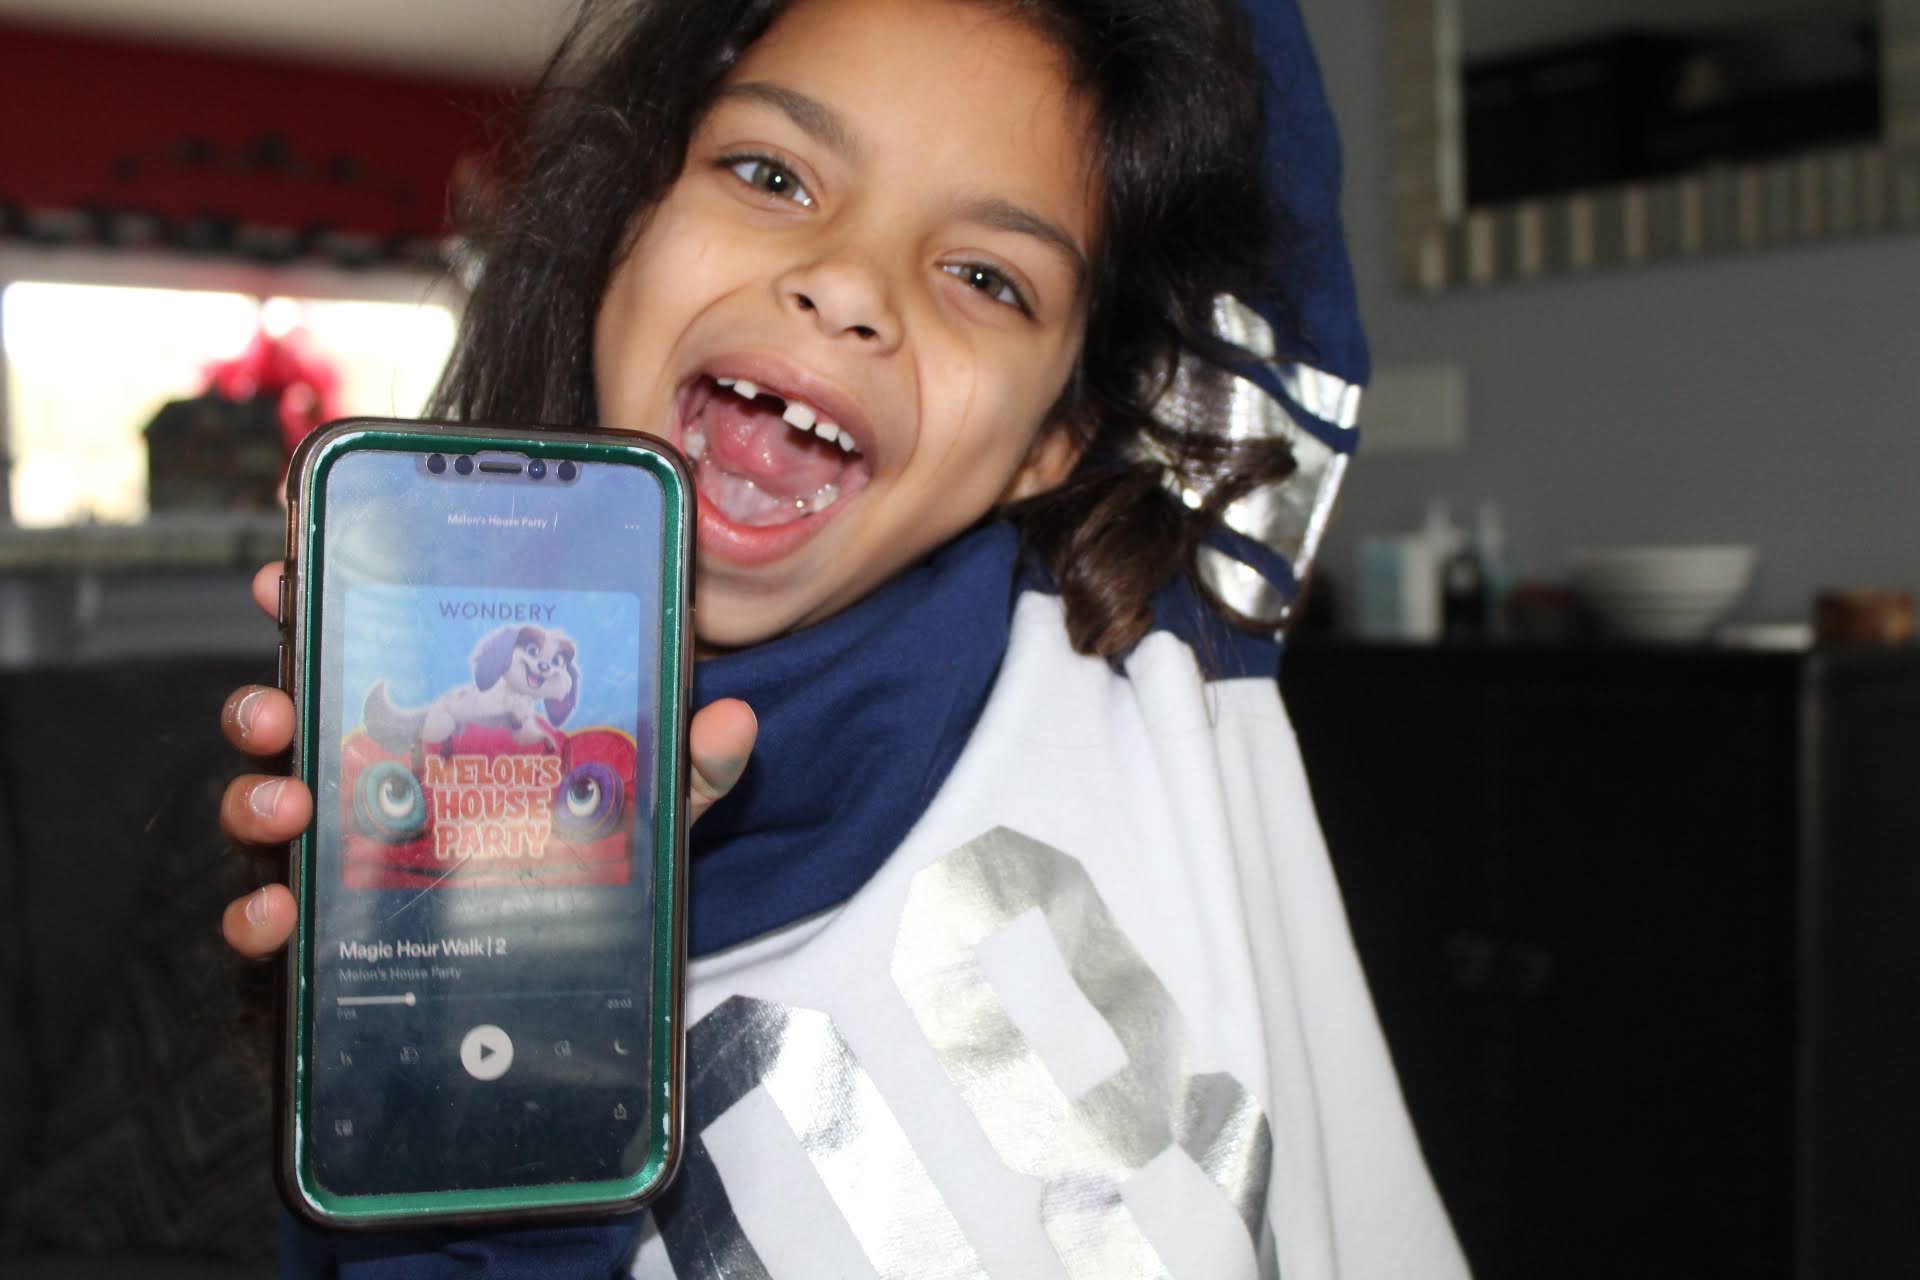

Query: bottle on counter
1427;500;1487;641
1473;501;1508;637
1358;533;1439;641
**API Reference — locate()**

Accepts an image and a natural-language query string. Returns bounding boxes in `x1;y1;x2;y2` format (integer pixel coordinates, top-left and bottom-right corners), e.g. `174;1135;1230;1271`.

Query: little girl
218;0;1468;1274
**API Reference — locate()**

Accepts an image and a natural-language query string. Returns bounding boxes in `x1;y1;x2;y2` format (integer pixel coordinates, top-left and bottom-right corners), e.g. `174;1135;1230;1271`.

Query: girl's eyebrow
955;197;1089;295
716;82;862;159
715;80;1089;296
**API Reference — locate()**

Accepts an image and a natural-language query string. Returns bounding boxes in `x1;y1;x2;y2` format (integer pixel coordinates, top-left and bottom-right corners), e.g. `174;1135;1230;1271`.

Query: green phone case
277;419;693;1228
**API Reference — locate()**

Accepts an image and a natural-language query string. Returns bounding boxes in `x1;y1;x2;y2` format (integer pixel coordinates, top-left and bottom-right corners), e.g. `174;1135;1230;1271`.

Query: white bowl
1570;546;1755;641
1570;545;1756;594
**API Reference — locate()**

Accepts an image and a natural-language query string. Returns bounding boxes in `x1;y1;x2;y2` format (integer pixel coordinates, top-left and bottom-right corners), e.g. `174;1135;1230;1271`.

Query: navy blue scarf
686;520;1021;955
683;517;1275;956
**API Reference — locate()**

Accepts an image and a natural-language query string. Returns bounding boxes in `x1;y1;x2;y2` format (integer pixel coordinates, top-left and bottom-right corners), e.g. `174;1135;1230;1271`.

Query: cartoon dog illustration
363;624;578;750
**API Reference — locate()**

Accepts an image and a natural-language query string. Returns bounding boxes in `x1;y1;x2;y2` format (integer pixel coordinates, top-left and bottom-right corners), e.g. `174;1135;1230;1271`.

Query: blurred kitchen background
0;0;1916;1277
0;0;565;665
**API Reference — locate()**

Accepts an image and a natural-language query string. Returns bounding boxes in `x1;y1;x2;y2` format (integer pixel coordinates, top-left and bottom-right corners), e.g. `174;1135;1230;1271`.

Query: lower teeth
686;422;842;519
697;457;843;525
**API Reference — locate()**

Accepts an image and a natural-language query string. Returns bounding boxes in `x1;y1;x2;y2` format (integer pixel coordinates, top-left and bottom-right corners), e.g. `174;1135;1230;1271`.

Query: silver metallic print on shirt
655;996;987;1280
1145;292;1361;630
1207;291;1279;358
892;826;1279;1278
1278;364;1362;430
644;828;1279;1278
1201;295;1361;430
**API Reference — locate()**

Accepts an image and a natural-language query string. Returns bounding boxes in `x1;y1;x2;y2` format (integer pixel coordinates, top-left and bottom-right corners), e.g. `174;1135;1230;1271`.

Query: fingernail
244;887;273;928
229;688;267;740
249;778;286;819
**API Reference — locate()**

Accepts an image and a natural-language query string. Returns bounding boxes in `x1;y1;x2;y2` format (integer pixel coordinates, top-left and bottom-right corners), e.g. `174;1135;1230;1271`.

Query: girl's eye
942;262;1030;314
724;156;814;208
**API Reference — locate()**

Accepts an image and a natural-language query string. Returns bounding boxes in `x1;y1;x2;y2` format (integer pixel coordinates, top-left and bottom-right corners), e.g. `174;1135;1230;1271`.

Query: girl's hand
217;561;757;960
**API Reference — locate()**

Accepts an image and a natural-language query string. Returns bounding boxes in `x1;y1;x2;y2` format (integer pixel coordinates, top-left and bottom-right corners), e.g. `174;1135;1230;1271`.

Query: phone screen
303;444;672;1201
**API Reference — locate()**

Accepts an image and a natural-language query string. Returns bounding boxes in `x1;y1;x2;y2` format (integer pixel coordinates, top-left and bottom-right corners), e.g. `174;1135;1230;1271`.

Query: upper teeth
716;376;857;453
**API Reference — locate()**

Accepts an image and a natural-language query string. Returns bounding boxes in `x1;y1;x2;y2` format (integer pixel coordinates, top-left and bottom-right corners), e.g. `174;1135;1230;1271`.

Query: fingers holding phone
222;679;296;757
217;668;306;956
687;697;757;820
222;883;297;960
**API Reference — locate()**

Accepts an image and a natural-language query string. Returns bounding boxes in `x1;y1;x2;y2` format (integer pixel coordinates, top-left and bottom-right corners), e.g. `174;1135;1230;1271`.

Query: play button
459;1025;514;1081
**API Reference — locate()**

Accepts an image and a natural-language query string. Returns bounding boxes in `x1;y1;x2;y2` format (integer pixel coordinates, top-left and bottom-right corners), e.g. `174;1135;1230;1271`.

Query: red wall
0;21;519;241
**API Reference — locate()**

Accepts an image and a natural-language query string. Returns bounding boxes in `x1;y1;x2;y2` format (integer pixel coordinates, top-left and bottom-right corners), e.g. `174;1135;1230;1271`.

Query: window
1;255;459;526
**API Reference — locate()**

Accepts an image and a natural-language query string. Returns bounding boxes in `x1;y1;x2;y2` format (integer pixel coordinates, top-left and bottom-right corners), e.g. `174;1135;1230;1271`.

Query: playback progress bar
337;993;417;1007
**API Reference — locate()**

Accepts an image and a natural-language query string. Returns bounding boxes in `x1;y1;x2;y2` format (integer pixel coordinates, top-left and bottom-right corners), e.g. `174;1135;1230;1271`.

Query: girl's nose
779;256;903;352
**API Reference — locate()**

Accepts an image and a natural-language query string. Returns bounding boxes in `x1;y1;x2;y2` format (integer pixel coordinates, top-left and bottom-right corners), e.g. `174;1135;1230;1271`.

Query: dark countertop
0;514;284;573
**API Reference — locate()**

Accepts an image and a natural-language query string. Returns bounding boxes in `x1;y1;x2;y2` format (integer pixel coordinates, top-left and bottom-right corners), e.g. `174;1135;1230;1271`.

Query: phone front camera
527;459;547;481
454;455;475;476
557;461;578;482
427;454;446;475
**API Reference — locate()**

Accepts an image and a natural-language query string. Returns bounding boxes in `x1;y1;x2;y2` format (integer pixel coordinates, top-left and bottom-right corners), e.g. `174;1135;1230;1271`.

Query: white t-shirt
628;592;1468;1279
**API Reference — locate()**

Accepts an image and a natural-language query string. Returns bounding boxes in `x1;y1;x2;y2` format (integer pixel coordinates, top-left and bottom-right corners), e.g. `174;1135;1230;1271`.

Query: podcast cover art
337;585;650;889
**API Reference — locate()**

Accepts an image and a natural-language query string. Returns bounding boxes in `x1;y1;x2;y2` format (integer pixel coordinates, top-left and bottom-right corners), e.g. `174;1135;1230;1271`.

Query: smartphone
276;419;693;1228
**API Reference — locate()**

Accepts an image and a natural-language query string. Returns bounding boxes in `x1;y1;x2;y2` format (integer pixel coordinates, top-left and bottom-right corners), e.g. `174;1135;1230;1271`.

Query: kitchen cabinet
1280;642;1920;1279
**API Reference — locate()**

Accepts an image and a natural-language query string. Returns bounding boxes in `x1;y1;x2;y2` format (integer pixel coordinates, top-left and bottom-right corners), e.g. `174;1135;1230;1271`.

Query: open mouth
676;373;873;529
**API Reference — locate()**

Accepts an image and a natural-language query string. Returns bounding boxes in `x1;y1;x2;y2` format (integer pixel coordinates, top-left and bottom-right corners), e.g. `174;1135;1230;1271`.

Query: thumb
687;698;757;825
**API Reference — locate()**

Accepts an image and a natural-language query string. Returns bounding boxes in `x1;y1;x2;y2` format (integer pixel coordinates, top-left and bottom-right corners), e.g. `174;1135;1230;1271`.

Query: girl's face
594;0;1097;648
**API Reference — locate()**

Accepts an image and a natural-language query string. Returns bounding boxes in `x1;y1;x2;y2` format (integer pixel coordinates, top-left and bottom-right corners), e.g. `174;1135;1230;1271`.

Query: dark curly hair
433;0;1295;656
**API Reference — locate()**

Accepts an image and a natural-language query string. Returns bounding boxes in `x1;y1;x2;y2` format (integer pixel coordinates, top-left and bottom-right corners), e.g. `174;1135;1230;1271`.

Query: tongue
701;395;846;499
